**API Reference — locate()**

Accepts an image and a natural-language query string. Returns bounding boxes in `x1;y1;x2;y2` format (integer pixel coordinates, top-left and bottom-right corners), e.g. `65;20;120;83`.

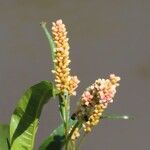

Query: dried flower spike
69;127;80;141
51;19;80;95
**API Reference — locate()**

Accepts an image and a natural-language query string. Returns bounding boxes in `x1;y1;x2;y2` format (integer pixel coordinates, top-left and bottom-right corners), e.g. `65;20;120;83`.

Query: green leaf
41;21;56;69
10;81;55;150
39;120;76;150
0;124;10;150
101;114;133;120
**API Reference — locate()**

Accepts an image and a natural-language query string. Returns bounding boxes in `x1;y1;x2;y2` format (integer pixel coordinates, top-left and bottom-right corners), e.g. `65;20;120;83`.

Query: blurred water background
0;0;150;149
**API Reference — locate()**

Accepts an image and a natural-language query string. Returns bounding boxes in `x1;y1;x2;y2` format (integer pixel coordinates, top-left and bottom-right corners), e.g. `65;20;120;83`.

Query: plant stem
71;141;76;150
64;95;70;150
58;93;70;150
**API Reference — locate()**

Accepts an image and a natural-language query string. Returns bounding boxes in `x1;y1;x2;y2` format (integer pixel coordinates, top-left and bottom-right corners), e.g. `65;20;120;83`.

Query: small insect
71;109;81;120
71;113;77;120
83;115;89;122
71;112;89;122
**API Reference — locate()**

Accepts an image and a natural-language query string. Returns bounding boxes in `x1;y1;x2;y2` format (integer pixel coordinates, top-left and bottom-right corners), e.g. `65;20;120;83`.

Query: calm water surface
0;1;150;149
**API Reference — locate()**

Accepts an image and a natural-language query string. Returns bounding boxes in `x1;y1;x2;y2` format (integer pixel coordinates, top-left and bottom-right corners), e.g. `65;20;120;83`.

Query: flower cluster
51;19;80;95
69;127;80;141
74;74;120;132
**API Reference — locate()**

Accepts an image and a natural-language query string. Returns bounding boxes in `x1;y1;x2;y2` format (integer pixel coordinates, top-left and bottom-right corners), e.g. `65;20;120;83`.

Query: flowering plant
0;19;130;150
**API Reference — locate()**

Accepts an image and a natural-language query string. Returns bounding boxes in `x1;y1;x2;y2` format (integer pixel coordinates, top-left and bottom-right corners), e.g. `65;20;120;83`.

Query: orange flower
51;19;80;95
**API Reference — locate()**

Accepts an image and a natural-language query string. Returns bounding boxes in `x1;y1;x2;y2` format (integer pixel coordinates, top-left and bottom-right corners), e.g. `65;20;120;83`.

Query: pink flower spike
82;91;93;106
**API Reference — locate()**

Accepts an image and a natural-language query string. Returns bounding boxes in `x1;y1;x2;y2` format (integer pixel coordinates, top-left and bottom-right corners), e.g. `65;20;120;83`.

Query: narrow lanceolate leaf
10;81;55;150
41;21;56;69
0;124;10;150
101;114;133;120
39;120;76;150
